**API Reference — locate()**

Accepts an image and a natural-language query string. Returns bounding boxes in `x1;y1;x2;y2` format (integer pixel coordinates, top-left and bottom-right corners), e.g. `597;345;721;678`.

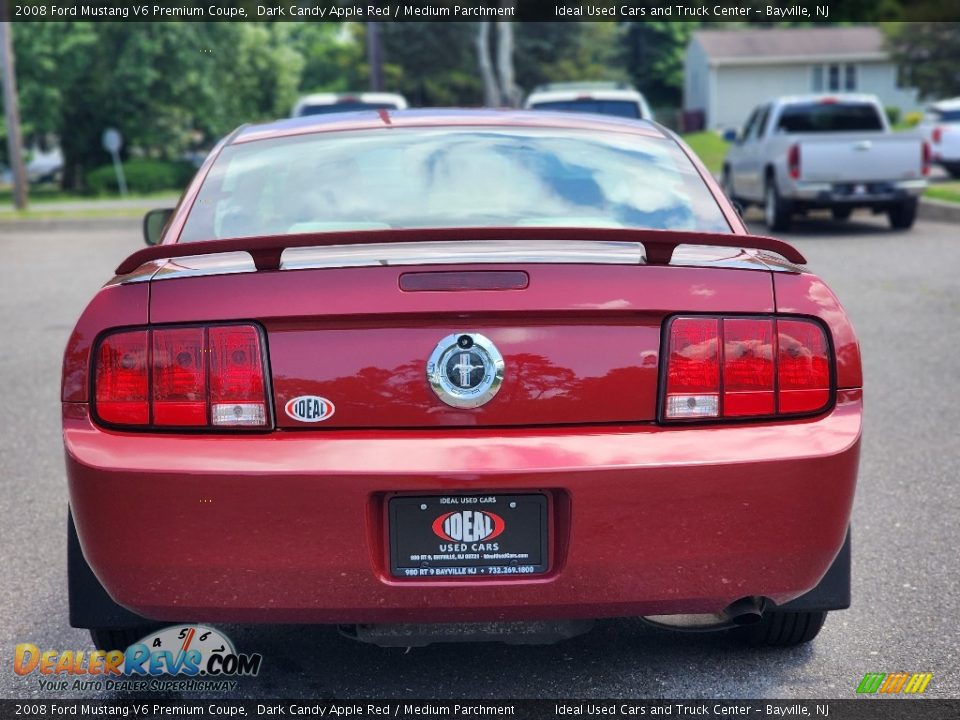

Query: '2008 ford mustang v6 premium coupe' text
63;110;860;650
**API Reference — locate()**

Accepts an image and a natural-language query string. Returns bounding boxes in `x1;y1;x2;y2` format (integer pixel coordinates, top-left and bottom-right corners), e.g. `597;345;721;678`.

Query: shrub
885;106;901;127
903;111;923;128
85;158;196;195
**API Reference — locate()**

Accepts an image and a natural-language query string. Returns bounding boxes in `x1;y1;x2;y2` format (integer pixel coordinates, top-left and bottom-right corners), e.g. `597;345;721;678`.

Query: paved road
1;213;958;700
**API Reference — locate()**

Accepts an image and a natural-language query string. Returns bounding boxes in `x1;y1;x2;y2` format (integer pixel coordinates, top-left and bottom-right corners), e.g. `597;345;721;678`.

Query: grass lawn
0;207;150;221
926;182;960;204
681;131;730;176
0;184;181;206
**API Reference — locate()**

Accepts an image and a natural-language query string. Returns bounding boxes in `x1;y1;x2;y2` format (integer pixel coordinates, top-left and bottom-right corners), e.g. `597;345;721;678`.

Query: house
684;26;920;131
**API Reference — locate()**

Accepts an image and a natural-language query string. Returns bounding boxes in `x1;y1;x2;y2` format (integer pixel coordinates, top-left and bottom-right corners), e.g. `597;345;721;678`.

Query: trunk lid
147;244;777;428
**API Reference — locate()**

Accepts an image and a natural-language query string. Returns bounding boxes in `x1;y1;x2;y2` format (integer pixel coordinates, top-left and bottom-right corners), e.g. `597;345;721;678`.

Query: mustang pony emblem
426;333;505;409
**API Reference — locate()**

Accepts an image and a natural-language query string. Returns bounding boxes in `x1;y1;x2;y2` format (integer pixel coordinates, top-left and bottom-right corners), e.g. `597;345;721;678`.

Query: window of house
812;64;858;92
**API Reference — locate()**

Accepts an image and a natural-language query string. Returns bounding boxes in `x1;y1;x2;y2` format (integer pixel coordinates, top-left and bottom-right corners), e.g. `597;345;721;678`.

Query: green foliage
681;132;730;175
887;22;960;100
515;23;628;92
84;159;196;195
904;111;924;127
620;22;700;107
9;22;304;188
885;106;901;126
380;23;482;106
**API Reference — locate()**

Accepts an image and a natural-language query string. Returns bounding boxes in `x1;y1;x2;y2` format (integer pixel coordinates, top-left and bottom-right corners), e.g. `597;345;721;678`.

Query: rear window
776;102;885;133
530;100;642;119
298;102;398;116
934;109;960;122
180;128;729;242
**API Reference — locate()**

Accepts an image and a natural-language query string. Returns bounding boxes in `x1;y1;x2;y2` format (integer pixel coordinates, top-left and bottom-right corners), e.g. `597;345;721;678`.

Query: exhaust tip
725;597;765;626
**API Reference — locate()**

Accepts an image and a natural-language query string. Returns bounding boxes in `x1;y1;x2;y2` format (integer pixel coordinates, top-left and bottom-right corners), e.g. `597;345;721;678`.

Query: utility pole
0;13;28;210
367;22;383;92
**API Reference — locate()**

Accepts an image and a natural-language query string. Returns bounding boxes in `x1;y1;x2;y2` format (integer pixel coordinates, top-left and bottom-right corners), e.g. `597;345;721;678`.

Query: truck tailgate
800;134;924;183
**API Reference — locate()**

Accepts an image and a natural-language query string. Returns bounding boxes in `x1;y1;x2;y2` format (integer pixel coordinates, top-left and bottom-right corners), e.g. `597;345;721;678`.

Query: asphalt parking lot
1;213;958;700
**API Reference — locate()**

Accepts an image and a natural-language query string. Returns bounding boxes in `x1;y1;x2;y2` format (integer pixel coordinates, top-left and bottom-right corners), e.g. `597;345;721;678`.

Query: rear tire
738;610;827;647
943;163;960;179
764;178;792;232
89;626;158;652
888;198;918;230
831;207;852;221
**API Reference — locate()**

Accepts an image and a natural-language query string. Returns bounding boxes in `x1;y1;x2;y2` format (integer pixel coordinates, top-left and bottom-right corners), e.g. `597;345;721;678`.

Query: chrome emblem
427;333;504;408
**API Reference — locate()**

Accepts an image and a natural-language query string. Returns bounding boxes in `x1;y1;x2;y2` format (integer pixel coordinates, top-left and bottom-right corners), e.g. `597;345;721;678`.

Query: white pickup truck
918;97;960;178
722;94;929;231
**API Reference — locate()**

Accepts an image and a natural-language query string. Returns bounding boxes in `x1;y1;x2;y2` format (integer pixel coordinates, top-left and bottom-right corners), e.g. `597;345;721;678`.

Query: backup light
663;316;831;422
94;324;269;429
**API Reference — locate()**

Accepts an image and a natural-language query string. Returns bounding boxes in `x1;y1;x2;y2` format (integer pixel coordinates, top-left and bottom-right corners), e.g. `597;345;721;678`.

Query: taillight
95;330;149;425
922;140;931;176
208;326;267;427
94;324;270;429
663;316;831;422
932;126;942;144
788;144;801;180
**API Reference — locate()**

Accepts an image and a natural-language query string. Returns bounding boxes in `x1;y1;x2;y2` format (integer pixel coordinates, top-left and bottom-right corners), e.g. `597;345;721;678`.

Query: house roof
693;26;888;65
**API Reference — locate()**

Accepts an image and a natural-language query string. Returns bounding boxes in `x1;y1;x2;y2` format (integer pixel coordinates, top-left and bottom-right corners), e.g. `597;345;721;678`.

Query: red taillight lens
722;318;775;417
95;330;149;425
777;319;830;414
152;327;207;426
788;144;801;180
932;126;942;144
922;140;932;176
664;318;720;419
208;326;267;427
94;324;269;429
663;316;831;421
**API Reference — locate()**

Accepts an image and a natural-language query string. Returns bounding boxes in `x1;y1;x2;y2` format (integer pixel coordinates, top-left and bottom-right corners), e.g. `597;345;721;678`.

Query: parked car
291;92;408;117
524;82;655;121
722;94;929;230
918;97;960;178
64;109;860;652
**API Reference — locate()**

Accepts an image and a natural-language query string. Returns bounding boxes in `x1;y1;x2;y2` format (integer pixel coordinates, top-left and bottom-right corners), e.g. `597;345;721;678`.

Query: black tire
943;163;960;179
89;626;157;652
738;610;828;647
831;207;853;221
888;198;918;230
764;177;792;232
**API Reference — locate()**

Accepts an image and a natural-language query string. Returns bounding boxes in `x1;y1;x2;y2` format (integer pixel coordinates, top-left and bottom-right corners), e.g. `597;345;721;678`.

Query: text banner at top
7;0;960;23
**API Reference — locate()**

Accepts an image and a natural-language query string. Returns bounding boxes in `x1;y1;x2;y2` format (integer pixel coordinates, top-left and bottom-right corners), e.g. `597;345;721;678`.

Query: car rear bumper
790;180;926;204
64;390;861;625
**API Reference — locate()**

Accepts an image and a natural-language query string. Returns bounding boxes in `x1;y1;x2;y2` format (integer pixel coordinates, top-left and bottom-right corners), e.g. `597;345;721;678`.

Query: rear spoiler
115;227;805;275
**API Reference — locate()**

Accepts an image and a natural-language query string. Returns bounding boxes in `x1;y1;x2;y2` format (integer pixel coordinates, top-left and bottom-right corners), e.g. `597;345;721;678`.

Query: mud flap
777;527;851;612
68;508;155;629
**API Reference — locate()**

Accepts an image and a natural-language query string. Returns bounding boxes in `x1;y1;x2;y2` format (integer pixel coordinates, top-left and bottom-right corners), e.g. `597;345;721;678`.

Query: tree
514;22;627;93
620;22;699;108
9;22;304;189
380;23;482;106
887;22;960;100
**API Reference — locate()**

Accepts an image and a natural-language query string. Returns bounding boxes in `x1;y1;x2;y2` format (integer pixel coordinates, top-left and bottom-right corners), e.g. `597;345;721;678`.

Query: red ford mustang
62;110;861;650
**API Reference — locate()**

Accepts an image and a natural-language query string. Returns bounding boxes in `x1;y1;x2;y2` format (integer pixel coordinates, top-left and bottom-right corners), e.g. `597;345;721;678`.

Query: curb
0;216;139;232
918;198;960;224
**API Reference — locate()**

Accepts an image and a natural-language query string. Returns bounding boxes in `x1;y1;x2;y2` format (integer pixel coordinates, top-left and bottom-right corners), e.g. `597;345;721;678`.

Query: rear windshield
530;100;642;119
933;109;960;122
776;102;884;133
180;128;729;242
299;102;398;116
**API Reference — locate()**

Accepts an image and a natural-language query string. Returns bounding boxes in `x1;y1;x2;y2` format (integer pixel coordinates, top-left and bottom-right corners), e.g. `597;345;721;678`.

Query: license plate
389;494;548;578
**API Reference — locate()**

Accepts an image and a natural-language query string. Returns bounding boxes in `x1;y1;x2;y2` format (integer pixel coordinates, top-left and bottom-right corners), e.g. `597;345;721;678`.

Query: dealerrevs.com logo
14;625;262;692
